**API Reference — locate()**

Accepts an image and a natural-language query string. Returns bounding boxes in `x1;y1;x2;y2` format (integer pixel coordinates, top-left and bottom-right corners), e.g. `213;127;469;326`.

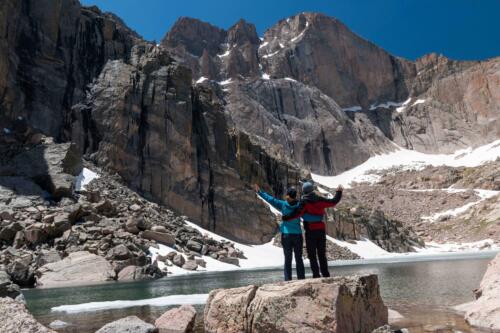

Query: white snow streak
342;106;363;112
262;50;280;59
195;77;208;84
52;294;209;313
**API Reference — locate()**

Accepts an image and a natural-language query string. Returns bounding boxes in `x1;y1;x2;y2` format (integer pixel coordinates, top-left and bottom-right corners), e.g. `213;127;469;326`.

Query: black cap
286;187;297;199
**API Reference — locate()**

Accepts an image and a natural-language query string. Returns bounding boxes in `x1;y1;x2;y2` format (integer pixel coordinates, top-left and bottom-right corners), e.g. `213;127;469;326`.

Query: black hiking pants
305;229;330;278
281;233;305;281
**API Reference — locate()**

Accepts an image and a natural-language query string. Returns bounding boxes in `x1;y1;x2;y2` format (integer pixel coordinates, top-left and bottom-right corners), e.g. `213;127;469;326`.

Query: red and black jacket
282;191;342;232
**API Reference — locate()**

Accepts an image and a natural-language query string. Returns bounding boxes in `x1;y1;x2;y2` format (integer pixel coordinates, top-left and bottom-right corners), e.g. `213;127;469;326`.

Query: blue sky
81;0;500;61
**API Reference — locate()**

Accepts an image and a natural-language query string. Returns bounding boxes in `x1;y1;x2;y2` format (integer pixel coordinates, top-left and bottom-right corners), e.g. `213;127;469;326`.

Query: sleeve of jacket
257;190;285;212
314;191;343;209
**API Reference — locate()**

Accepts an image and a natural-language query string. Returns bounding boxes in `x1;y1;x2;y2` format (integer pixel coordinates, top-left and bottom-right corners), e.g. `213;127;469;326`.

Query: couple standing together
255;182;343;281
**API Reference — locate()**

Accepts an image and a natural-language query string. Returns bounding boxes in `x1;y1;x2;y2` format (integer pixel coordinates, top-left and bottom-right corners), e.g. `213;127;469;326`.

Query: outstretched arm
255;184;285;212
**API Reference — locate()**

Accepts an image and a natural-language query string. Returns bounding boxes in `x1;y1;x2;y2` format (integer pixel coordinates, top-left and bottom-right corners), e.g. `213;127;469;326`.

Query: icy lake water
24;252;499;333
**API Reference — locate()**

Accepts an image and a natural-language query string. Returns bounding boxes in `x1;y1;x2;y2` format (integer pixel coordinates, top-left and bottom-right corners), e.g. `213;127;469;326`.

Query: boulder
95;316;156;333
182;260;198;271
117;266;154;282
155;305;196;333
218;256;239;266
204;275;387;333
151;225;168;233
455;253;500;330
0;222;22;242
0;297;56;333
142;230;176;247
36;251;115;288
172;254;185;267
94;200;117;217
106;244;132;261
186;239;203;253
0;270;22;299
7;260;35;287
49;320;70;329
35;249;61;267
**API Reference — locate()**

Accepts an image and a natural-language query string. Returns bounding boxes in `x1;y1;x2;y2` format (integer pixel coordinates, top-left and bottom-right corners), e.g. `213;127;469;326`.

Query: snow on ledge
342;106;362;112
218;78;232;86
195;77;208;84
312;140;500;188
75;168;99;191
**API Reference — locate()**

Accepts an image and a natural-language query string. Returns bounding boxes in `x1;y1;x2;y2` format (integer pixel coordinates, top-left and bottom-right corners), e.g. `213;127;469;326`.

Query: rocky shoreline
1;275;392;333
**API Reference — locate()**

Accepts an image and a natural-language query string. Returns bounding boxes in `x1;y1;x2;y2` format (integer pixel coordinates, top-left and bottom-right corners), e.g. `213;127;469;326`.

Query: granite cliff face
0;0;140;139
0;1;498;245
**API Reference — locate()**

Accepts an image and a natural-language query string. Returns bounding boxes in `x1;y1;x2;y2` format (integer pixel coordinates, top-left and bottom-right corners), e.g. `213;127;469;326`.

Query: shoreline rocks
455;253;500;330
0;297;56;333
204;275;388;333
155;305;196;333
36;251;116;288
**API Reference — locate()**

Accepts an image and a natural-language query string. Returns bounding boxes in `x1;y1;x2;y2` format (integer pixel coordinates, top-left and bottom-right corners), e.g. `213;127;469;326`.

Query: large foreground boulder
95;316;157;333
155;305;196;333
204;275;388;333
455;253;500;330
0;270;22;300
36;251;115;288
0;297;56;333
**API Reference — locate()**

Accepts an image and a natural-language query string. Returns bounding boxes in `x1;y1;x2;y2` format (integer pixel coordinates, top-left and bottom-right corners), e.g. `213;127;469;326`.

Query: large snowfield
312;140;500;189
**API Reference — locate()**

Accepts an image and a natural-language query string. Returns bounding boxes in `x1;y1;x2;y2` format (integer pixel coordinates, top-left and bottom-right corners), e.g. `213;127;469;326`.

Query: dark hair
286;187;297;199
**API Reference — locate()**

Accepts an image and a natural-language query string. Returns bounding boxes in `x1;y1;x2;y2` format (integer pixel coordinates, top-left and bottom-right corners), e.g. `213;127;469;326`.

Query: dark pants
305;230;330;278
281;234;305;281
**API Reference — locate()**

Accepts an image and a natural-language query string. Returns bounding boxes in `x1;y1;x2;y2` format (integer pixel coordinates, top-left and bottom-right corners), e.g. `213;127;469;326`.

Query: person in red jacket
282;181;343;278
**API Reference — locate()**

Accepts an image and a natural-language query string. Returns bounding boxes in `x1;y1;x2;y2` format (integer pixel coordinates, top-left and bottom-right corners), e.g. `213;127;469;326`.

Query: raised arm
255;184;285;212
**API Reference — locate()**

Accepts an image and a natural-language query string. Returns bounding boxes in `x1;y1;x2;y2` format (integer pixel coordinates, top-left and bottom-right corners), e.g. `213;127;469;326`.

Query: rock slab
204;275;388;333
455;253;500;330
36;251;115;288
95;316;157;333
155;305;196;333
0;297;56;333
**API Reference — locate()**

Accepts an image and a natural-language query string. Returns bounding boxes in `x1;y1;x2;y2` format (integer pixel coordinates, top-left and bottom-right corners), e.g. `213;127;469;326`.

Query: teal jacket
257;190;302;234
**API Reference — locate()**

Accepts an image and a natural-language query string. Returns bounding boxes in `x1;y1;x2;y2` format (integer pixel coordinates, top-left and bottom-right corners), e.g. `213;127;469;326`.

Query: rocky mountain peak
226;19;260;46
161;17;227;57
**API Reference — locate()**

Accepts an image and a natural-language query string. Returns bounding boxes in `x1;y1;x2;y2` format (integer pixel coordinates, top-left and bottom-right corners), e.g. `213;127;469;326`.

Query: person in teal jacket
255;184;305;281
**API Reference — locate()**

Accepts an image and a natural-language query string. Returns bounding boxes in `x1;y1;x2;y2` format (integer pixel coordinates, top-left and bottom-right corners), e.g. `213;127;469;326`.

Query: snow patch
75;168;99;191
284;77;297;82
219;78;232;86
328;237;389;259
421;189;499;222
262;50;280;59
195;77;208;84
148;219;284;276
217;49;231;58
369;101;404;111
396;97;412;113
261;73;270;80
259;41;269;49
279;43;285;49
342;106;362;112
51;294;209;313
312;140;500;188
412;99;426;106
3;128;11;134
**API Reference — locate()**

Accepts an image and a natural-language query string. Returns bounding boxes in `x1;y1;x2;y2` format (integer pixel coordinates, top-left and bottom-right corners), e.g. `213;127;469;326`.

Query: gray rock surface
155;304;196;333
204;275;388;333
0;297;56;333
36;251;116;288
455;253;500;330
95;316;157;333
